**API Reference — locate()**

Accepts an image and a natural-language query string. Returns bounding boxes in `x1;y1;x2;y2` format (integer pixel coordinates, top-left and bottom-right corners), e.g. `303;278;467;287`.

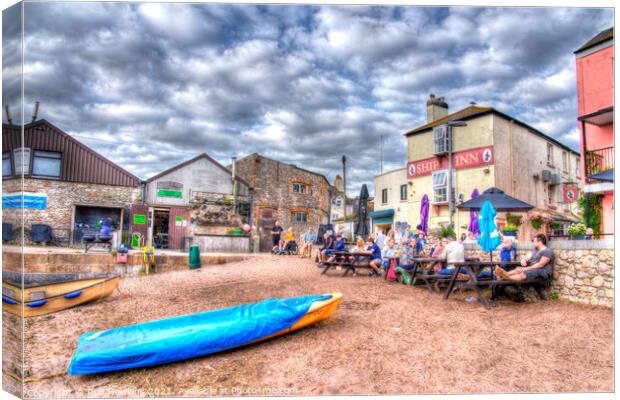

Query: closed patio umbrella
420;194;429;235
477;200;502;260
468;188;480;236
354;184;369;239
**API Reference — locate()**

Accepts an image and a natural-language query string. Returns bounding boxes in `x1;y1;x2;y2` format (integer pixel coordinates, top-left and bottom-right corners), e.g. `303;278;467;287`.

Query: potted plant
502;225;518;237
439;224;456;239
530;218;544;230
567;222;587;240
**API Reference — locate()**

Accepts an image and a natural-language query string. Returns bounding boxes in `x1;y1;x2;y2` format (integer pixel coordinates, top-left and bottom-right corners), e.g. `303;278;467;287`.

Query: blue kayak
68;293;341;375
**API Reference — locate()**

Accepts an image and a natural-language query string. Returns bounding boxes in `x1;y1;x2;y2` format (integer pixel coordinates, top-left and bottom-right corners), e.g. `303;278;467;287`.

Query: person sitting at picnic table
271;221;284;253
499;237;517;262
381;238;397;270
437;235;469;280
316;233;334;264
431;237;447;273
394;226;403;245
391;239;416;283
462;231;476;244
362;237;383;276
300;227;316;258
459;233;467;243
326;233;347;263
495;234;553;282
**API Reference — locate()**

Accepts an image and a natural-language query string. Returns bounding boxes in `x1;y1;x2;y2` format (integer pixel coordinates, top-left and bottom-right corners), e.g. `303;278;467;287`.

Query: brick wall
2;178;140;240
235;154;330;237
462;239;614;307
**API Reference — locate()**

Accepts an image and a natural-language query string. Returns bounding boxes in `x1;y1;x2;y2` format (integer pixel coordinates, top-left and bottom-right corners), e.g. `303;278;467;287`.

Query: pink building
575;27;614;234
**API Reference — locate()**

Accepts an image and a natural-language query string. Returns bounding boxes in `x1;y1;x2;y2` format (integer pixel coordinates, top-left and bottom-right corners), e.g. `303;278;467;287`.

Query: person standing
375;230;387;248
270;221;284;253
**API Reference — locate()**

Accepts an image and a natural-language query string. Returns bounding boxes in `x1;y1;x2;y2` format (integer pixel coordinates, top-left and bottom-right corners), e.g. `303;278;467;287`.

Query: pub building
404;94;582;240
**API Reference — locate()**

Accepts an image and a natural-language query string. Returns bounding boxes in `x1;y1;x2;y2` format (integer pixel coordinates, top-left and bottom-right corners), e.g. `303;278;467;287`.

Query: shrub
550;292;560;301
567;222;586;236
439;224;456;239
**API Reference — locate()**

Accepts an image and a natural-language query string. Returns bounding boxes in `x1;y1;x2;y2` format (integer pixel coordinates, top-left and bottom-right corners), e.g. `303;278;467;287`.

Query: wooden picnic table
320;250;375;277
443;261;522;309
408;257;480;288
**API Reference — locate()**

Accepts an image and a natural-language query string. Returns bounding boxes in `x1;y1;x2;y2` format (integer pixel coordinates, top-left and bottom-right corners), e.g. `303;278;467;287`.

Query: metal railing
585;146;614;177
548;233;614;241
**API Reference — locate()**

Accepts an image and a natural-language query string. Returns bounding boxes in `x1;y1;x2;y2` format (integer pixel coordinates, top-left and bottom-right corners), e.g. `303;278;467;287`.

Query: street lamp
446;121;467;225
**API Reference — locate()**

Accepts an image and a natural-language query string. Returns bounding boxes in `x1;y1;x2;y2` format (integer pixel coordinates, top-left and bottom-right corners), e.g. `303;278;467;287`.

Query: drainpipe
140;180;146;205
509;119;515;196
231;157;237;215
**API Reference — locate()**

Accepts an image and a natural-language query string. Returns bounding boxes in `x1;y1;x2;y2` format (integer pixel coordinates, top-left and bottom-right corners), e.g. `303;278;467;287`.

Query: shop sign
563;185;578;203
157;189;183;198
2;191;46;209
133;214;146;225
407;146;494;178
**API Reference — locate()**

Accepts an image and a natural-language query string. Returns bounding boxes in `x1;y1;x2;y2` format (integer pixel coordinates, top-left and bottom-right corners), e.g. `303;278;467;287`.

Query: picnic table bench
407;257;480;289
443;261;551;309
320;251;376;277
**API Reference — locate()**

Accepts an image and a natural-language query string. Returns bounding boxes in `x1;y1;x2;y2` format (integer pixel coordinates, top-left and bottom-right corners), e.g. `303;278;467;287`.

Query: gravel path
5;255;613;397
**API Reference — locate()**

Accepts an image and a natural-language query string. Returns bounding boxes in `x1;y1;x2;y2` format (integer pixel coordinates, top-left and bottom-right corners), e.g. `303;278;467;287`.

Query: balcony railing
585;146;614;178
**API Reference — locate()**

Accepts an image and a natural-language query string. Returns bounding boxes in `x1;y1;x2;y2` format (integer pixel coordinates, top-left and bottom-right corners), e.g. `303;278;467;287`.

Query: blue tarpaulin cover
68;294;332;375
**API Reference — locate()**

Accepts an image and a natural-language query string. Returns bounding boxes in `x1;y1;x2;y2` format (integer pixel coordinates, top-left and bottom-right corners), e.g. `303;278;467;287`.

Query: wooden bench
444;261;551;309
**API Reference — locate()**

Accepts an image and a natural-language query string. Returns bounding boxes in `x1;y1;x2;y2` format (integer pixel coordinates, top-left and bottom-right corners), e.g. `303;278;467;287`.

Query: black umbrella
457;187;534;212
354;184;370;239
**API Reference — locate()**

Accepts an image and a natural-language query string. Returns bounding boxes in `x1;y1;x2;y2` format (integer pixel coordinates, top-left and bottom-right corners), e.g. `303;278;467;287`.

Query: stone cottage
234;153;331;252
2;119;141;245
137;153;252;250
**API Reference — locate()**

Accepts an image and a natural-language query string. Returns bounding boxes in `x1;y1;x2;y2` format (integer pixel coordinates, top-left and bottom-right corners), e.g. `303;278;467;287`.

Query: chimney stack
4;105;13;125
31;101;40;123
426;94;448;123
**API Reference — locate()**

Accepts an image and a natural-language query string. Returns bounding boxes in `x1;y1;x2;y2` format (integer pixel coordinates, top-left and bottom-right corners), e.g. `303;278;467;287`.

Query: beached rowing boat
68;292;342;375
2;272;121;317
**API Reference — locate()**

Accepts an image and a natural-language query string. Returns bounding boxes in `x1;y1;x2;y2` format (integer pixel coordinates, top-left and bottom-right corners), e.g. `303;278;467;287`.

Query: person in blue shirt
499;237;517;262
363;237;382;276
326;234;346;263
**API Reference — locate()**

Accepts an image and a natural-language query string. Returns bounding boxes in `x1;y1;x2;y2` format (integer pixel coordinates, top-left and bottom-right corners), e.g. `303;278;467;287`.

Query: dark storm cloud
2;2;613;194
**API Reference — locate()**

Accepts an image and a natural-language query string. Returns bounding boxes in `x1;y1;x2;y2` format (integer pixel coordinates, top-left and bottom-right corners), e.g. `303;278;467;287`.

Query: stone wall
2;178;140;243
462;238;614;307
192;234;251;253
235;154;331;237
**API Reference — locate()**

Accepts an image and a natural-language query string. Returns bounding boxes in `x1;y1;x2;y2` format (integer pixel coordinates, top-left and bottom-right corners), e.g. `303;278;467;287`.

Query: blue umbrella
477;200;501;260
477;200;502;299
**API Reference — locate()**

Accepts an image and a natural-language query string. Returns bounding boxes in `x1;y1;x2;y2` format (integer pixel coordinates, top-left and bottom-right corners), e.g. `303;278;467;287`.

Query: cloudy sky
2;2;613;195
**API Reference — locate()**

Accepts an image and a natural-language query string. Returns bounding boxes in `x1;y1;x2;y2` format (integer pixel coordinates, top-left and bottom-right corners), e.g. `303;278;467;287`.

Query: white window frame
292;182;308;194
381;188;388;204
433;125;449;154
31;150;62;178
547;143;554;165
400;184;407;201
562;151;569;174
576;157;581;179
2;152;12;178
432;169;448;203
292;211;308;223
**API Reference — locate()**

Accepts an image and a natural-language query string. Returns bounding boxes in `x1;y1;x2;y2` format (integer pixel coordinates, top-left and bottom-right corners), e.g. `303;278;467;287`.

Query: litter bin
189;244;201;270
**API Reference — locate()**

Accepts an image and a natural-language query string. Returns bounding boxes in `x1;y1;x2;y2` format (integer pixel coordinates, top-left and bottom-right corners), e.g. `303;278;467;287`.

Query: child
499;237;516;262
381;238;397;270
